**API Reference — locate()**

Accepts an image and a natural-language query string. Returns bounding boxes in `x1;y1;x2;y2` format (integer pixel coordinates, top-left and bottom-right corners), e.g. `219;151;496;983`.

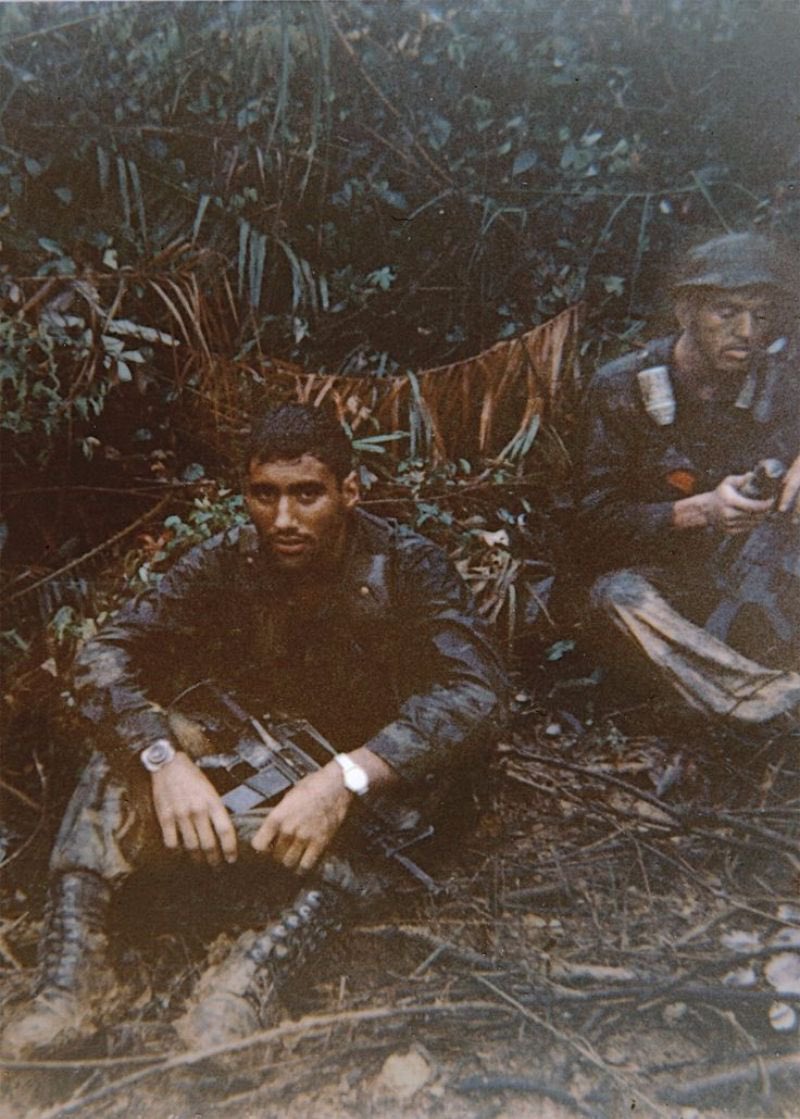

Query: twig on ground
27;1000;513;1119
0;778;41;813
512;747;800;854
454;1073;602;1118
474;975;672;1118
658;1052;800;1105
360;924;506;972
0;935;24;969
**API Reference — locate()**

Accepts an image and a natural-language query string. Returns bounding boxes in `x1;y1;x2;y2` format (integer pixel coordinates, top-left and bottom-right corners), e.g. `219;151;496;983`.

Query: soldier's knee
49;751;143;881
590;569;650;614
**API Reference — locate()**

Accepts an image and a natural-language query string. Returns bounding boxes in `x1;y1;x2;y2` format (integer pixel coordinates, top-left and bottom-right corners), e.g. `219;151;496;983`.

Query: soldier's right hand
151;753;238;866
706;473;774;534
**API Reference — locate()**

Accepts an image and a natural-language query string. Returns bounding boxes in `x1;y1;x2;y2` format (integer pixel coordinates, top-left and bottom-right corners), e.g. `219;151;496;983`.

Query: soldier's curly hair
244;402;354;481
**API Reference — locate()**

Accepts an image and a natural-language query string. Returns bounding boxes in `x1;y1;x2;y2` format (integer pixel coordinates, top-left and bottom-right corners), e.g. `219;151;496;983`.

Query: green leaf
181;463;206;482
192;193;211;242
512;150;539;176
427;115;451;150
600;275;625;296
545;639;575;662
51;605;76;642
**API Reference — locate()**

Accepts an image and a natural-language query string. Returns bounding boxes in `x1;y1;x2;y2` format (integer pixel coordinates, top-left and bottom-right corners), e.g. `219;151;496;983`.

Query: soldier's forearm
346;747;398;791
672;492;713;530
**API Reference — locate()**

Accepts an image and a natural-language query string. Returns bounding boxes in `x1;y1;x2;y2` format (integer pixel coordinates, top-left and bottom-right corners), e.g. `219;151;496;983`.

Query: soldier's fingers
193;814;221;866
298;838;325;874
728;493;772;515
251;815;278;853
177;815;200;852
277;836;306;871
159;815;179;851
270;827;297;864
778;461;800;515
209;803;237;864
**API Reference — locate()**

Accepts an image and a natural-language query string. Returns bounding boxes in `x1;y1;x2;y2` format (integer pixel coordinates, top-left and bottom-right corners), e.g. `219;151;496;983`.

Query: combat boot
0;872;113;1058
174;881;346;1050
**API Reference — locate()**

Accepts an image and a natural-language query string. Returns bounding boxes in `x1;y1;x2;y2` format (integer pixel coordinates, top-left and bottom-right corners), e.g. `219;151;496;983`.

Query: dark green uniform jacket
576;335;799;574
73;509;508;785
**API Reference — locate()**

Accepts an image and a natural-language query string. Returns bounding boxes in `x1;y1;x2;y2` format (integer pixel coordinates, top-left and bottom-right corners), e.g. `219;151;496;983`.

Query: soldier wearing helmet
575;232;800;726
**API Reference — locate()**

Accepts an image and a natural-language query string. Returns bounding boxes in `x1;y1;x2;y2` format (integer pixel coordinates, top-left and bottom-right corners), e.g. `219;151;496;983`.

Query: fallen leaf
375;1049;433;1099
720;930;761;953
765;952;800;995
769;1001;797;1032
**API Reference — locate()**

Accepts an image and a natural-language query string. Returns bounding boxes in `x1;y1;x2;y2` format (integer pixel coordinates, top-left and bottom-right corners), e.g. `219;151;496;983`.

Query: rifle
171;681;442;895
705;459;800;659
739;457;786;501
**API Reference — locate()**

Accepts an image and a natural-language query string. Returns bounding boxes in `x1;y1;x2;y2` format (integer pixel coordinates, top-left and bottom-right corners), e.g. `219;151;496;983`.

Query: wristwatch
333;753;370;796
140;738;177;773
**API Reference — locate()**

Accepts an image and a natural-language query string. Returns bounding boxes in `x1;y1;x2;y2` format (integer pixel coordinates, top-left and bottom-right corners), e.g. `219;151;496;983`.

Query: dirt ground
1;671;799;1119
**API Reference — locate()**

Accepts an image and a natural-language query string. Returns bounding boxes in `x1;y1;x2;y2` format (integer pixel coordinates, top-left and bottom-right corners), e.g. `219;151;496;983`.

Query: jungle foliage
1;0;799;468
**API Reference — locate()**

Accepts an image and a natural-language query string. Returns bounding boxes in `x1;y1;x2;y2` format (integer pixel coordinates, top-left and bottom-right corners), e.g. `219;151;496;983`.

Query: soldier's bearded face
682;287;777;378
245;454;359;574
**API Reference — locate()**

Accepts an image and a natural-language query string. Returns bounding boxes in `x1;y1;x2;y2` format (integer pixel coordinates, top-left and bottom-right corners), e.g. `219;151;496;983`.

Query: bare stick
476;976;672;1119
659;1052;800;1105
27;1000;512;1119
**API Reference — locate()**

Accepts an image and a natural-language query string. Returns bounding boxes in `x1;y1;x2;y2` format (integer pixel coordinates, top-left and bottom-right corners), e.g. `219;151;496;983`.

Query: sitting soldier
1;403;507;1056
576;232;800;726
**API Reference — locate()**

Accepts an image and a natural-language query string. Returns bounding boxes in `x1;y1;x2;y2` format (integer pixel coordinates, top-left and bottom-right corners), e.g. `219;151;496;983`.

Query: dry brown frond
188;304;583;465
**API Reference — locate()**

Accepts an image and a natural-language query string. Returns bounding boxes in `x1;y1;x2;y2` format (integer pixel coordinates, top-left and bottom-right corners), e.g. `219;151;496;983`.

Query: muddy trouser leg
39;717;443;1051
590;567;800;724
0;751;154;1058
47;743;376;1032
2;725;253;1058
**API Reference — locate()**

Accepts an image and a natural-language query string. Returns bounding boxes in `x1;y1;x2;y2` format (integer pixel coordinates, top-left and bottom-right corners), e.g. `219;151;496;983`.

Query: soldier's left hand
777;453;800;521
250;763;352;873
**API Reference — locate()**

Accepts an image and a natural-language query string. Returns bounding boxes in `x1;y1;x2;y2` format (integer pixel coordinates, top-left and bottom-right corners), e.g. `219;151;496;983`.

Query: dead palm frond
237;304;583;464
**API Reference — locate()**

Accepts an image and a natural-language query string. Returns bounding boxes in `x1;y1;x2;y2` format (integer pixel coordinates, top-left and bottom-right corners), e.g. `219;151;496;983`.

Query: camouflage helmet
672;232;797;295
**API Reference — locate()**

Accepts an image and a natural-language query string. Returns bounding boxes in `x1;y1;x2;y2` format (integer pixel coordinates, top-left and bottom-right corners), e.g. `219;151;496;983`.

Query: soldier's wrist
672;492;713;531
139;738;178;773
332;752;370;796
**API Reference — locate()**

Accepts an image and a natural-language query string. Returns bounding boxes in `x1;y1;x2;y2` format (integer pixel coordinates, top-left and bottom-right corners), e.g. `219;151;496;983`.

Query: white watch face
335;754;369;795
344;766;369;795
141;739;176;772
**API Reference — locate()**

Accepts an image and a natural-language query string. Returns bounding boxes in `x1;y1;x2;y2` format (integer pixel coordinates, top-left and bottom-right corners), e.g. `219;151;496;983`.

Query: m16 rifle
172;680;441;895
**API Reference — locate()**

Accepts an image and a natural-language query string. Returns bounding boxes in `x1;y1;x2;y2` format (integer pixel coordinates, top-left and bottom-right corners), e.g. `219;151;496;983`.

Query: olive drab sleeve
72;530;239;760
360;531;509;783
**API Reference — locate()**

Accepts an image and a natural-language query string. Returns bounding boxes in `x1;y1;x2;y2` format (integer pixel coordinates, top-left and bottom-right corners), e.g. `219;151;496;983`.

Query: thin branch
1;496;172;611
475;976;672;1118
659;1052;800;1105
27;1000;512;1119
